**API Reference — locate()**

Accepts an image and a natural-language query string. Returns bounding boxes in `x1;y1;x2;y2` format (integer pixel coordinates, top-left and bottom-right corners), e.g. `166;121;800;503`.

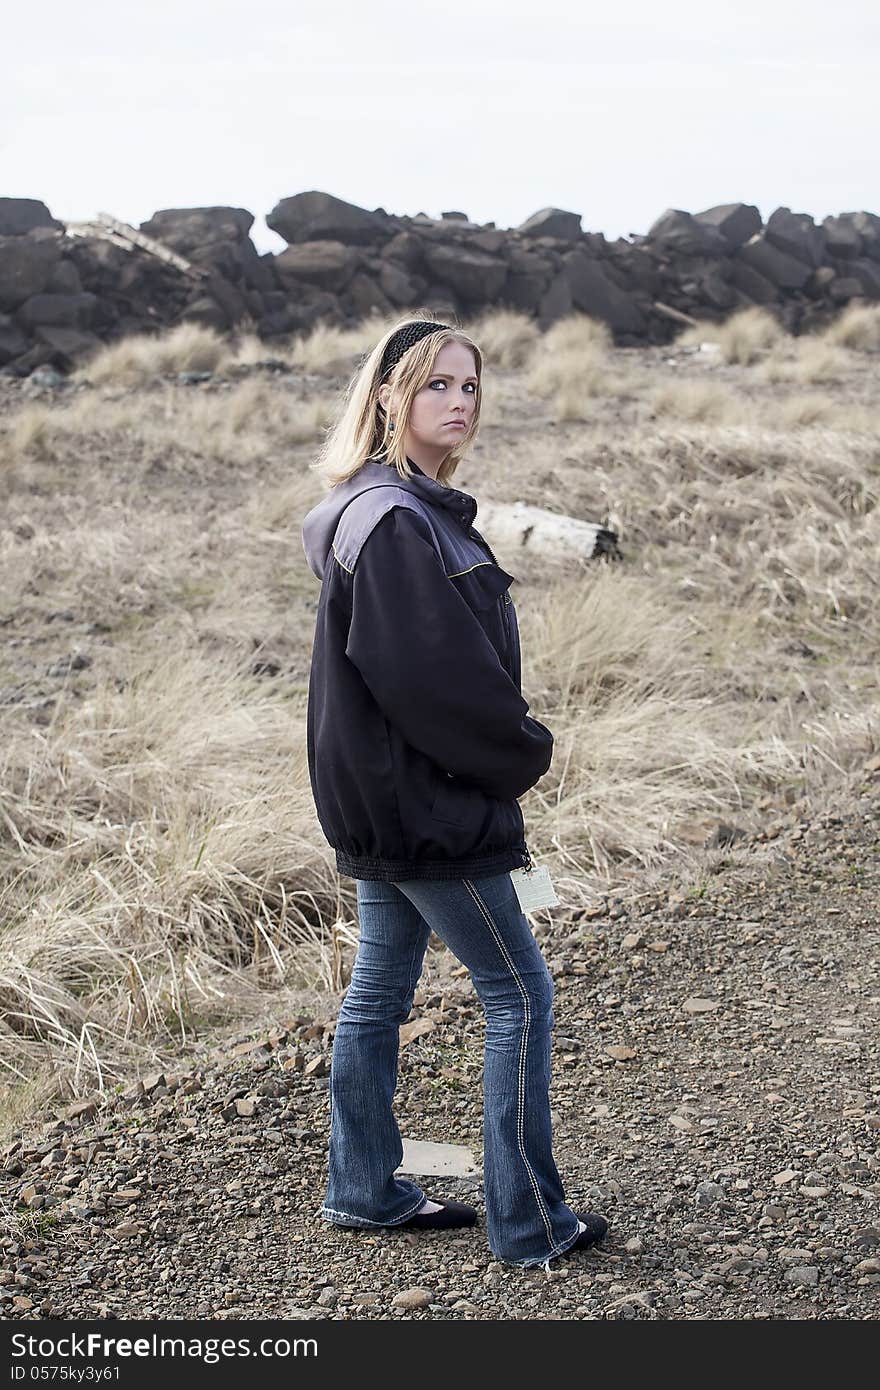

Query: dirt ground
3;779;877;1321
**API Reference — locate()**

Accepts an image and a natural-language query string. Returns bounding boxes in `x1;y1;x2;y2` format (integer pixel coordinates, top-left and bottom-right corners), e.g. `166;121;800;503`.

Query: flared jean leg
318;880;431;1227
392;872;582;1269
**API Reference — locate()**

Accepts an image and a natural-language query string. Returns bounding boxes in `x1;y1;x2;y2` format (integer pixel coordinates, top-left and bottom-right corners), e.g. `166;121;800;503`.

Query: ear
377;383;390;414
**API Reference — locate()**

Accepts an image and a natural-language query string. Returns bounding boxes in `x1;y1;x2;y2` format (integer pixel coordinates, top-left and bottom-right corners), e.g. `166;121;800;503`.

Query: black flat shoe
568;1211;608;1250
399;1198;479;1230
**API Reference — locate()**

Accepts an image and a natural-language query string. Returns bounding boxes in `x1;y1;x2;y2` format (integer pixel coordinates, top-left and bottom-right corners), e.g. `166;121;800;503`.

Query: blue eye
429;379;477;392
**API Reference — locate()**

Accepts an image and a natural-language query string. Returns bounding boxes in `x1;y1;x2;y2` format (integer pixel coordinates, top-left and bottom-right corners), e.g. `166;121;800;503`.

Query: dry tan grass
771;393;839;429
525;313;627;412
227;314;402;377
462;308;541;370
1;302;878;1123
1;378;337;471
759;340;855;385
73;322;235;386
677;306;788;364
821;302;880;352
649;380;741;424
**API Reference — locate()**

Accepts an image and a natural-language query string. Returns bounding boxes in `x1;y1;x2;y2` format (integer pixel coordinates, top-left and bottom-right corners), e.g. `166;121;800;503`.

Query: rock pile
2;191;879;376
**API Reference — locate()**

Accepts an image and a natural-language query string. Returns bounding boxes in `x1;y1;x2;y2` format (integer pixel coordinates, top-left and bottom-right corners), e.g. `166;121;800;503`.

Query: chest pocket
451;561;516;614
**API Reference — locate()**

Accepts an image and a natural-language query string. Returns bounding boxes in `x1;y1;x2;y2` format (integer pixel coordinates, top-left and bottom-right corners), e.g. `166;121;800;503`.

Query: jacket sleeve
343;506;553;801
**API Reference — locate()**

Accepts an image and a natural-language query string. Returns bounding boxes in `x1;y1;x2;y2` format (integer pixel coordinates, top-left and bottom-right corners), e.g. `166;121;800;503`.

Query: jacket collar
400;456;477;524
301;454;477;581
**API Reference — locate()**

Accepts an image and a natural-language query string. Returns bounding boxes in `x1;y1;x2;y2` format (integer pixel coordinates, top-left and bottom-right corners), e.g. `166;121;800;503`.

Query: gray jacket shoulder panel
331;487;441;573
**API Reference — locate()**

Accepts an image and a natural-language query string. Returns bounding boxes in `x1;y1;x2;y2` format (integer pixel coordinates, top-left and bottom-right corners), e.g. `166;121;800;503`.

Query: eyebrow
431;372;479;382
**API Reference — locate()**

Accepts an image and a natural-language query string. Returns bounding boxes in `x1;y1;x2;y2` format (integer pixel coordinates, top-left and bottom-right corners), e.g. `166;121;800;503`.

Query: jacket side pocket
430;770;469;826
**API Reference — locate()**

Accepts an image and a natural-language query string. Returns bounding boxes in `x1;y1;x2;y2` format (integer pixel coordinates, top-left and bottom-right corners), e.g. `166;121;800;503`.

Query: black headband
379;320;451;381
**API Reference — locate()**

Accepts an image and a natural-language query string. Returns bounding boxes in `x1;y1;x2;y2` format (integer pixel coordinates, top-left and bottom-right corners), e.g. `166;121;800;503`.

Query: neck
402;439;449;482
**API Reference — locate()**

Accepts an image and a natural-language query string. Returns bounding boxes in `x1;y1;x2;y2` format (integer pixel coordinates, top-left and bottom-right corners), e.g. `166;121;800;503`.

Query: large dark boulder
537;271;573;326
821;215;862;259
185;242;243;281
339;272;395;320
0;230;63;310
517;208;583;241
259;285;342;338
377;260;424;306
694;202;762;250
500;248;553;312
849;211;880;260
382;231;425;272
274;240;361;292
267;191;387;246
237;239;279;293
45;259;83;295
606;244;662;294
729;259;780;303
33;324;102;367
561;250;646;332
765;208;826;267
675;259;737;311
0;198;64;237
847;259;880;296
420;242;508;302
501;269;549;313
201;273;249;326
647;209;728;256
139;207;255;252
16;292;98;329
0;312;30;364
828;276;864;304
736;233;812;289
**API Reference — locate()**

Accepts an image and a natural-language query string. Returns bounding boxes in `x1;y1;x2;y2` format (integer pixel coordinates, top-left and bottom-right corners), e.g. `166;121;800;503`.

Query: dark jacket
300;456;554;881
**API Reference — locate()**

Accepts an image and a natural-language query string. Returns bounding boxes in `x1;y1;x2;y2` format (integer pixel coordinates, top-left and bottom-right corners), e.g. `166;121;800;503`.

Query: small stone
854;1258;880;1274
682;997;720;1013
235;1099;257;1118
773;1169;799;1186
110;1222;141;1239
695;1182;724;1207
625;1236;645;1254
391;1287;432;1309
785;1265;819;1287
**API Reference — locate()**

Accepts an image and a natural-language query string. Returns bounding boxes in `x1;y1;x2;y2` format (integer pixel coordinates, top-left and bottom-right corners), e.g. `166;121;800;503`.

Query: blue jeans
318;871;583;1269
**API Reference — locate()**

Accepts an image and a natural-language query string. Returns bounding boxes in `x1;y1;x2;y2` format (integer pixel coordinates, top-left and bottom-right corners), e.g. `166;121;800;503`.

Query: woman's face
390;340;479;455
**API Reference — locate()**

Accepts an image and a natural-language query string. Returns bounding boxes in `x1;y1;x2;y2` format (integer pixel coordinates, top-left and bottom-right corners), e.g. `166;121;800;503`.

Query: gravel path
2;786;878;1321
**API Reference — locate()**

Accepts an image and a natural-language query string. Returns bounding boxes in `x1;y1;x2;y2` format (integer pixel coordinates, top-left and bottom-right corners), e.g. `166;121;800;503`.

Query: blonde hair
309;311;483;489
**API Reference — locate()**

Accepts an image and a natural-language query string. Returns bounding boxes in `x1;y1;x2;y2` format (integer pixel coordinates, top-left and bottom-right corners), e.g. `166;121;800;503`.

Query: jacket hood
301;456;479;580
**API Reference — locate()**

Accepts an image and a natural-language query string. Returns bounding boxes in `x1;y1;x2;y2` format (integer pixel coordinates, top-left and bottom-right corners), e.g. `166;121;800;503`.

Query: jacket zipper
470;526;525;862
469;527;514;639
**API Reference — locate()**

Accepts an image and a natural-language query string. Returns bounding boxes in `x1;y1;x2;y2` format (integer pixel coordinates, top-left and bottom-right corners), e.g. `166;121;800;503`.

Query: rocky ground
2;783;878;1322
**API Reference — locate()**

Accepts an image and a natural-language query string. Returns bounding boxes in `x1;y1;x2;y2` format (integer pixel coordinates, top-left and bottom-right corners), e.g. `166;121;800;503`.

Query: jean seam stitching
319;1196;427;1227
462;876;556;1258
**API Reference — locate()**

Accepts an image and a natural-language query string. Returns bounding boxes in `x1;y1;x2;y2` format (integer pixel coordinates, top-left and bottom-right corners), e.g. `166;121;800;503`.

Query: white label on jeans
510;865;559;911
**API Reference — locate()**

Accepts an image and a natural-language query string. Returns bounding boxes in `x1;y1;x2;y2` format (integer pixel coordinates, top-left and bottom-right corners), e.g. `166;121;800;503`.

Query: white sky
4;0;878;254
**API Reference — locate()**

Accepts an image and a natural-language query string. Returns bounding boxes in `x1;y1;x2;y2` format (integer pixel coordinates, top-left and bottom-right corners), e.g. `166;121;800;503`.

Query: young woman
300;313;608;1271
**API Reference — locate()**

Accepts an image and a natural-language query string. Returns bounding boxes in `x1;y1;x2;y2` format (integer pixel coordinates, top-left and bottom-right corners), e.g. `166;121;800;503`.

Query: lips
443;421;467;428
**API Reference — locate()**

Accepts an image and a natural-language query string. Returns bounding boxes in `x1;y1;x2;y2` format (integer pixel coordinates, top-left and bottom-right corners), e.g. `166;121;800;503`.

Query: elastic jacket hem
335;844;528;882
